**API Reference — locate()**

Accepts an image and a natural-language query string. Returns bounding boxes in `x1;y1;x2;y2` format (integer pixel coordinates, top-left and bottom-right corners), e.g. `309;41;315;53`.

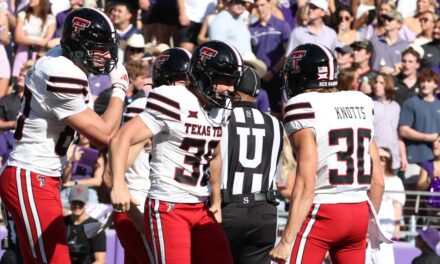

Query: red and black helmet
189;40;243;108
61;8;119;75
152;48;191;87
283;43;338;99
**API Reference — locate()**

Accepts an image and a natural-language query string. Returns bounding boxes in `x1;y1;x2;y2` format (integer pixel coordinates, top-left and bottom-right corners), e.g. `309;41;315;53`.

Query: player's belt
221;190;279;206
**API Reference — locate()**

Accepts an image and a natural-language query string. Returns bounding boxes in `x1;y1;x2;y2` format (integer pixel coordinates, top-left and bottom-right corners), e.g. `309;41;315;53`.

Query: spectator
351;40;375;90
404;0;438;36
366;147;405;264
176;0;217;52
373;73;406;175
421;18;440;69
250;0;290;118
65;185;106;264
412;226;440;264
0;204;22;264
364;1;416;42
414;11;438;46
12;0;56;78
0;60;34;165
197;1;226;44
350;0;374;21
417;136;440;214
53;0;84;39
141;0;179;45
399;69;440;185
109;1;140;62
335;45;353;70
286;0;338;54
124;33;147;63
61;133;105;213
394;48;422;107
0;3;10;98
336;6;358;46
209;0;252;54
370;10;410;73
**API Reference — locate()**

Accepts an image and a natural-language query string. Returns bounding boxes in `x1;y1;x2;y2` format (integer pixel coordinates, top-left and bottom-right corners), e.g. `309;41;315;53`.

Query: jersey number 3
328;128;372;185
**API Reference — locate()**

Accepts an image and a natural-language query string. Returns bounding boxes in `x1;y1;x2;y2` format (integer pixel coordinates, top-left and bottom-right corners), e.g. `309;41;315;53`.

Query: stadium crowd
0;0;439;263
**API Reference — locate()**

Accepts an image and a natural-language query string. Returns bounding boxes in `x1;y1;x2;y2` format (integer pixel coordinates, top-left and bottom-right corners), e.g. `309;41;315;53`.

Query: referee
217;66;284;264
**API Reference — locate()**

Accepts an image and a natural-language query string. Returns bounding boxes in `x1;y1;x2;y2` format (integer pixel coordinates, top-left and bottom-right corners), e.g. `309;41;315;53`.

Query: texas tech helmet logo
71;17;91;39
155;54;170;65
199;47;218;63
288;50;307;73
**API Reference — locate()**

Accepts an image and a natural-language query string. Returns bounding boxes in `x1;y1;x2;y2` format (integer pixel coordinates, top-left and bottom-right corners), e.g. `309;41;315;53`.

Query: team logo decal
71;17;91;39
288;50;307;73
317;66;328;80
155;54;170;65
188;110;198;119
199;47;218;63
37;175;45;188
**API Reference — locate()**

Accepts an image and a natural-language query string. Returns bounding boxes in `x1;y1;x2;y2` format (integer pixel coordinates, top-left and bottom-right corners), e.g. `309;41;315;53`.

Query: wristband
111;87;126;101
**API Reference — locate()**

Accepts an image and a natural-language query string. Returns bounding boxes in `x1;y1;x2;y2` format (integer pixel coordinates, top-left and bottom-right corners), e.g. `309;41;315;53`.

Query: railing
276;190;440;241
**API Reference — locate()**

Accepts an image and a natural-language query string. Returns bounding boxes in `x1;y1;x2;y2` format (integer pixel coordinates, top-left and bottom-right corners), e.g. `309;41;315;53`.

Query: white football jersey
7;46;91;176
139;84;229;203
123;97;150;212
284;91;375;204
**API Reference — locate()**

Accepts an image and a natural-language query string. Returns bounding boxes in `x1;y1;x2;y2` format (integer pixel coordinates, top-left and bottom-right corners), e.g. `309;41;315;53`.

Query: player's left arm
209;144;222;223
109;115;153;212
270;128;317;262
367;137;384;213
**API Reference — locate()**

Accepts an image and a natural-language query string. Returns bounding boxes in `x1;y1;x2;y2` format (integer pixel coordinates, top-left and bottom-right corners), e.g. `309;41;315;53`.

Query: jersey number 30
328;128;372;185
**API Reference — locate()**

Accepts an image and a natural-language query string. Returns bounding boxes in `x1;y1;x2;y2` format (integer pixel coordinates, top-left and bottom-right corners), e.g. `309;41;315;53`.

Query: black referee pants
221;201;277;264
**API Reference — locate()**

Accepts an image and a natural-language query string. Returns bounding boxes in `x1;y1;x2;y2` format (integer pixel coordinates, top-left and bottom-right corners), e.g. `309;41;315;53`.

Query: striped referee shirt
220;101;284;195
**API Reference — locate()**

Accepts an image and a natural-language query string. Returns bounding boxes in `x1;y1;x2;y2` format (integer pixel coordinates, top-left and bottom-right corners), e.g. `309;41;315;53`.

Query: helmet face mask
61;8;119;75
190;41;243;108
283;44;338;99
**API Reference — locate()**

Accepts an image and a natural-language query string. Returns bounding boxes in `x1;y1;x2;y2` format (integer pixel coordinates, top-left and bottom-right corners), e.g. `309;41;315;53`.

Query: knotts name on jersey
184;123;222;137
334;106;366;120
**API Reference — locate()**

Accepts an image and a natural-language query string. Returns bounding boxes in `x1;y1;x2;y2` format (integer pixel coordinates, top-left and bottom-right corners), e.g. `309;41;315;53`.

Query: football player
111;47;192;264
270;43;385;264
110;40;242;264
0;8;128;264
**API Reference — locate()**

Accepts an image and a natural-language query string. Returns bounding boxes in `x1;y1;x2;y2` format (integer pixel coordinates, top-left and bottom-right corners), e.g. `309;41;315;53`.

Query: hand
379;66;394;75
179;13;190;27
110;63;129;92
110;184;138;212
269;240;292;263
208;203;222;223
400;158;408;172
63;181;75;187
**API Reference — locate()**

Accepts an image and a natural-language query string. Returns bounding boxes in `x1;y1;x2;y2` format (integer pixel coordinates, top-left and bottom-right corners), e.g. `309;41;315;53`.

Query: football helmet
283;43;338;99
61;8;118;75
152;48;191;87
189;40;243;108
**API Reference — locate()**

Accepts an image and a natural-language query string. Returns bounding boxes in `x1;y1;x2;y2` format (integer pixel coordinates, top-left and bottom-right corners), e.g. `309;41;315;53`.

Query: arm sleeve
398;101;414;127
45;68;89;120
90;229;106;253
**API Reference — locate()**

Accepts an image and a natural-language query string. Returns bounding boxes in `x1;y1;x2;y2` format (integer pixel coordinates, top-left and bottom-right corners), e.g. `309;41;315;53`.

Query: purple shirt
371;35;410;72
54;9;70;38
256;89;270;113
249;16;290;69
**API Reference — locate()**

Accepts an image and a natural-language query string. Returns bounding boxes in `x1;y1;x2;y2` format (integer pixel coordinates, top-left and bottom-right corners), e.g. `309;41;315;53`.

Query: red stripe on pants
0;166;70;264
